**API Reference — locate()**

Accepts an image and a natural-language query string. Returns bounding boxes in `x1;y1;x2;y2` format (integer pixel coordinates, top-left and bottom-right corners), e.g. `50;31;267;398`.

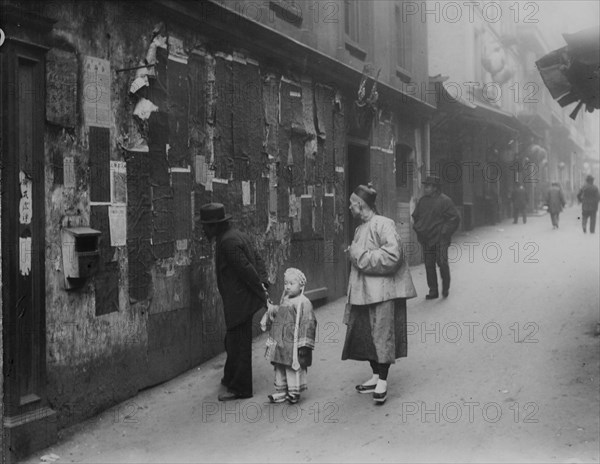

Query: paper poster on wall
83;56;111;127
110;161;127;204
242;181;251;206
206;169;215;191
195;155;207;186
109;205;127;246
64;156;76;188
89;127;111;202
19;235;32;276
19;171;32;225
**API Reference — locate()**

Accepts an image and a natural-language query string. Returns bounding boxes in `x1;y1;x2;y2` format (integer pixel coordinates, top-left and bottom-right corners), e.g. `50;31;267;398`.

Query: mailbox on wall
61;227;101;290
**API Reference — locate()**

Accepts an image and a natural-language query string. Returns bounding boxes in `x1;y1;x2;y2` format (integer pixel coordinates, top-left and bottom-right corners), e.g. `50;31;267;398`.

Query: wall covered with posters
1;1;432;437
16;0;352;429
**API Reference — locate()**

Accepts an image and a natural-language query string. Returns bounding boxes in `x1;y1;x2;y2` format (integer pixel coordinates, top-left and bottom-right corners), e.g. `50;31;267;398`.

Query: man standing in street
577;175;600;233
412;175;460;299
511;182;529;224
199;203;270;401
545;182;566;229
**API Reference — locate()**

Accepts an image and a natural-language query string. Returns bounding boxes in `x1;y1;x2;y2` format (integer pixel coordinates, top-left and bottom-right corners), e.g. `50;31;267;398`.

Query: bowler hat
422;175;441;185
199;203;232;223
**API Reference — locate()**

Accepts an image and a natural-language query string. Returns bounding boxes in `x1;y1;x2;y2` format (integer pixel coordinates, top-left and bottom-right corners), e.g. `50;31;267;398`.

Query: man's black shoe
442;289;449;298
425;292;439;300
218;392;252;401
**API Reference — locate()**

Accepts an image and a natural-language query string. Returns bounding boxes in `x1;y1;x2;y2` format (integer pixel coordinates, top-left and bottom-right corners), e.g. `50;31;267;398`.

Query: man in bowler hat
199;203;269;400
412;175;460;299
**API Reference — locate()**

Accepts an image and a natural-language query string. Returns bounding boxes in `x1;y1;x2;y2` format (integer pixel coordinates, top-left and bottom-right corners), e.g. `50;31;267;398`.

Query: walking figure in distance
545;182;566;229
577;175;600;233
412;175;460;299
511;182;529;224
262;268;317;405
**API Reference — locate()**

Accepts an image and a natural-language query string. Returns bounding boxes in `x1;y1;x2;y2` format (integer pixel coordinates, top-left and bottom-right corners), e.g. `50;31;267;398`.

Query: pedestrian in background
577;175;600;233
199;203;270;401
511;182;529;224
342;184;417;405
262;268;317;405
412;175;461;299
545;182;566;229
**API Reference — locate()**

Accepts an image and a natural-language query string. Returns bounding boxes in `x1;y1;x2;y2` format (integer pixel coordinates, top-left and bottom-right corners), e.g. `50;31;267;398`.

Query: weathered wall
0;0;431;434
32;0;350;429
1;166;4;450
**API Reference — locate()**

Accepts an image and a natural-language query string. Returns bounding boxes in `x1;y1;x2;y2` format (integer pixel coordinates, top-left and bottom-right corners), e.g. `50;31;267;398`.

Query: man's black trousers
223;317;253;397
423;242;450;294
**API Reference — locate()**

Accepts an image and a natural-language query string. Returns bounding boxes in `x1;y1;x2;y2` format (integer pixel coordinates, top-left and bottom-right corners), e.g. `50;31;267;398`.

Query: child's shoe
268;392;287;403
286;393;300;404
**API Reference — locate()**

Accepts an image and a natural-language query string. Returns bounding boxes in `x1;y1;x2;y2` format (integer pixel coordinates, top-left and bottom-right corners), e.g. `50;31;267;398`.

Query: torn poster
83;56;111;127
110;161;127;204
109;205;127;246
133;98;158;120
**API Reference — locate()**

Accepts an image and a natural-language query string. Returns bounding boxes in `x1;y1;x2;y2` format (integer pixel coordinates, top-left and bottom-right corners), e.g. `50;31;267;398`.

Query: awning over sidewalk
433;80;534;137
536;26;600;119
471;102;538;138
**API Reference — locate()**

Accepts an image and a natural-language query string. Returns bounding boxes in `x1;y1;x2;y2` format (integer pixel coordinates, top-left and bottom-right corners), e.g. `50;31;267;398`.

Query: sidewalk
22;206;600;463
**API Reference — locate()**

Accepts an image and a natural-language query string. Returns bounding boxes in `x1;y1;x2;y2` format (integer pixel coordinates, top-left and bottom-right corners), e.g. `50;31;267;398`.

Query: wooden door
1;39;53;447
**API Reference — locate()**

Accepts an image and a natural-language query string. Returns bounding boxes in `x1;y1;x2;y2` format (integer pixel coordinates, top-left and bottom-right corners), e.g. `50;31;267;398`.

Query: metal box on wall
61;227;101;289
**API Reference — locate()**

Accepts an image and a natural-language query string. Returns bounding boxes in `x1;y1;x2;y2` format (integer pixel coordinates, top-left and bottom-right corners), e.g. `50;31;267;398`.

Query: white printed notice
110;161;127;204
242;181;251;206
19;236;31;276
83;56;111;127
109;205;126;246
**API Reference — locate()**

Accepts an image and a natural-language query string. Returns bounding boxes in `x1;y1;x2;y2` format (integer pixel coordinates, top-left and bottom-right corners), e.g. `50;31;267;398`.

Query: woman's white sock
362;374;379;386
374;379;387;394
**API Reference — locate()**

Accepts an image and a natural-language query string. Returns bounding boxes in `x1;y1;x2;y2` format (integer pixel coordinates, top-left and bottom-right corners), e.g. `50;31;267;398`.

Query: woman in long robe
342;184;417;404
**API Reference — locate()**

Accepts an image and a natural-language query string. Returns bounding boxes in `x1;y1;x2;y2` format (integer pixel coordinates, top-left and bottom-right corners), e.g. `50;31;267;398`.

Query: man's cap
422;175;441;186
199;203;232;224
353;183;377;209
586;174;594;182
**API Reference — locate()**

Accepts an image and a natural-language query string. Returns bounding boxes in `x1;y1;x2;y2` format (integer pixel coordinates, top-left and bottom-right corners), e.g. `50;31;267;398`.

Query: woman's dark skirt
341;298;407;364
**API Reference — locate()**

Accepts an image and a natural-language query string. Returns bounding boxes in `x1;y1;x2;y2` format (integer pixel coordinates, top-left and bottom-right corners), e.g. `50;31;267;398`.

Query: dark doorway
395;144;414;202
346;141;370;247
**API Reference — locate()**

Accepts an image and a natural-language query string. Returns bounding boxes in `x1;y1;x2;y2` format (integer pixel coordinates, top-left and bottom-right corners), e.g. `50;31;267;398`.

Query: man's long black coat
215;227;269;329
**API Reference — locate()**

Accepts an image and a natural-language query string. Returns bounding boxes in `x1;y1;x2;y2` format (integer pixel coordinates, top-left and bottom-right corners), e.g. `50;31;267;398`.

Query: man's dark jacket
511;187;528;209
577;183;600;212
412;192;461;247
216;227;268;329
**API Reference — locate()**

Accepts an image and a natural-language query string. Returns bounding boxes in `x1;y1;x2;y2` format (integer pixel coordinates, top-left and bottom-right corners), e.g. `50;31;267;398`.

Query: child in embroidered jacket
261;268;317;404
